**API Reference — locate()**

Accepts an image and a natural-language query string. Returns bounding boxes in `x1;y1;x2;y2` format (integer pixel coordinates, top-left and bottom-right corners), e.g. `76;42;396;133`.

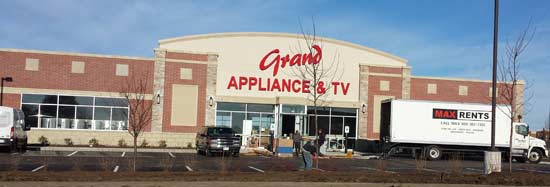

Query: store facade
0;32;523;152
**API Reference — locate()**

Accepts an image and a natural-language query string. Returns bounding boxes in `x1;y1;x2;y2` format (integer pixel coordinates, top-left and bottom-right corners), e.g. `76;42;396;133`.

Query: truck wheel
425;146;442;160
528;149;543;164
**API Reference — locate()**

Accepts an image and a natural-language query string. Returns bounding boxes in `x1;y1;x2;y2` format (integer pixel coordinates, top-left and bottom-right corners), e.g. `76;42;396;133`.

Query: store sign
226;45;352;95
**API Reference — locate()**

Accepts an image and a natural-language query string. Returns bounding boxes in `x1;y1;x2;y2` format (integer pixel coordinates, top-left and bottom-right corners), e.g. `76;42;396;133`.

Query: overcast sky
1;0;549;130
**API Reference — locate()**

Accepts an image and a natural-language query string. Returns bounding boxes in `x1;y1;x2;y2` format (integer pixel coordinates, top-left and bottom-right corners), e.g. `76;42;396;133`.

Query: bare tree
289;19;344;169
119;72;154;172
498;22;535;173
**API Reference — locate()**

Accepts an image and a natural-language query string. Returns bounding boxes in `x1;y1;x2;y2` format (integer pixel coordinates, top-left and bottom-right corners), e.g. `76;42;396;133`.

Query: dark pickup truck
195;127;241;157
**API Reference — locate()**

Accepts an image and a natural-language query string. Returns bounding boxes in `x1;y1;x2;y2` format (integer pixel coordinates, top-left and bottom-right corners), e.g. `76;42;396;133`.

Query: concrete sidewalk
0;181;533;187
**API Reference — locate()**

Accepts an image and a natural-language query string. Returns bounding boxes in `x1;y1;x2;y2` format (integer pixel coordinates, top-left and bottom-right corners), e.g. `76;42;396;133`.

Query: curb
39;146;196;153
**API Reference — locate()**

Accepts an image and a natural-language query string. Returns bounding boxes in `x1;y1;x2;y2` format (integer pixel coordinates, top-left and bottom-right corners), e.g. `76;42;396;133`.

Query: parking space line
67;151;78;157
31;165;45;172
168;152;175;158
540;161;550;165
355;167;396;174
121;152;126;157
185;165;194;172
516;168;550;174
466;168;483;172
248;166;265;173
113;165;119;172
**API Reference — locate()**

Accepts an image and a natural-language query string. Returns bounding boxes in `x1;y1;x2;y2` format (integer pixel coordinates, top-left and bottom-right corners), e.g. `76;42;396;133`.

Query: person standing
301;139;315;170
317;129;326;157
293;130;302;156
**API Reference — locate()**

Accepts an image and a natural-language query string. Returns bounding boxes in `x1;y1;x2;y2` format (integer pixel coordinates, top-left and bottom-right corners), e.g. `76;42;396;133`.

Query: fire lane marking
67;151;78;157
466;168;483;172
168;152;175;158
113;165;120;172
31;165;45;172
121;152;126;157
248;166;265;173
185;165;194;172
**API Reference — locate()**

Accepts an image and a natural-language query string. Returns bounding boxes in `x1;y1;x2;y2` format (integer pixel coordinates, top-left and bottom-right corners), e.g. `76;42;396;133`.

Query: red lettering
302;80;311;93
332;82;340;94
292;80;301;93
281;79;291;92
434;110;444;118
238;76;248;90
249;77;258;90
271;79;281;91
258;77;267;91
259;45;323;76
227;76;238;90
341;82;350;95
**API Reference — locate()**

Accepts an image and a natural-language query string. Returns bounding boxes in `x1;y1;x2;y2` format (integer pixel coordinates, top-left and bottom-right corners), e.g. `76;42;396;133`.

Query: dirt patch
0;171;548;186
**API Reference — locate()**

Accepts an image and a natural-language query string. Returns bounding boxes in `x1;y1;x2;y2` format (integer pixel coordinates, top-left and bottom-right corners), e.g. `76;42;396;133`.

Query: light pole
0;76;13;106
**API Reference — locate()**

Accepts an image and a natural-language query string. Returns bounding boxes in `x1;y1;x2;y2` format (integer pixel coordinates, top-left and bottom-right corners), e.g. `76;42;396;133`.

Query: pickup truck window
207;128;234;136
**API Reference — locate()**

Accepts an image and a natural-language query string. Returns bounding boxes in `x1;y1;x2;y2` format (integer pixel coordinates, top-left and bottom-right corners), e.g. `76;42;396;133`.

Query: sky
1;0;549;130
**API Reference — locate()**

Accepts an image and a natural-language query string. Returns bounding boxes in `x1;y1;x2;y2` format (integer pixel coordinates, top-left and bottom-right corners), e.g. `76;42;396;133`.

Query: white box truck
379;99;548;163
0;106;29;152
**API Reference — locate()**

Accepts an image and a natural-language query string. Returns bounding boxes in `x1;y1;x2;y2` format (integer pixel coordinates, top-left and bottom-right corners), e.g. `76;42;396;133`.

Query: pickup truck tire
425;145;442;160
528;149;543;164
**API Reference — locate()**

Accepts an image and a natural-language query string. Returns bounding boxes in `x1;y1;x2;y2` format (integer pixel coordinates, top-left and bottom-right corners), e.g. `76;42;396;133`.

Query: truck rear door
0;108;13;140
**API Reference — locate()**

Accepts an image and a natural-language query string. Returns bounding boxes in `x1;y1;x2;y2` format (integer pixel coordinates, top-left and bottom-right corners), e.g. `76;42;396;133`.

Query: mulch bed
0;171;548;186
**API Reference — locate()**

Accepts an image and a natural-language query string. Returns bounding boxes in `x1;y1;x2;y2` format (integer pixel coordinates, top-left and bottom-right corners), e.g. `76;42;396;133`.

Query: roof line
0;48;154;61
158;32;408;64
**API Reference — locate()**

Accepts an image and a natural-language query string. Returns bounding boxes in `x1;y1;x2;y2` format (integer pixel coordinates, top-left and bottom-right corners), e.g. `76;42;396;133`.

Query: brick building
0;32;523;152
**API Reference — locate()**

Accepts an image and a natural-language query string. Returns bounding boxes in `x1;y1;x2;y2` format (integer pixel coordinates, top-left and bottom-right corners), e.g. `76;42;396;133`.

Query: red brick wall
410;78;507;104
1;93;21;109
0;51;154;93
166;52;208;61
366;75;403;139
162;61;208;133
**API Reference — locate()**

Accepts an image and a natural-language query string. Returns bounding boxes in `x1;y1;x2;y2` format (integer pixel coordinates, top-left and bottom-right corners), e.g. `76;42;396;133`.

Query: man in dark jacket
301;140;315;170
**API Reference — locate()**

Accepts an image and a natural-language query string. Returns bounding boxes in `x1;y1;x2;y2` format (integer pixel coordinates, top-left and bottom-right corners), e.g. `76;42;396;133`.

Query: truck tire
425;145;442;160
528;149;543;164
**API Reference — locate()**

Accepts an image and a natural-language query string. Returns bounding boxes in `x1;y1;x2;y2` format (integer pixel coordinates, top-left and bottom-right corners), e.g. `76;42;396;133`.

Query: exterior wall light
361;103;367;114
208;96;215;107
156;93;161;104
1;76;14;106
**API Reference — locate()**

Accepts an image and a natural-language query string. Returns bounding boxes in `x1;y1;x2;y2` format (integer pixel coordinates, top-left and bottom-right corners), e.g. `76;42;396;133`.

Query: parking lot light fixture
1;76;14;106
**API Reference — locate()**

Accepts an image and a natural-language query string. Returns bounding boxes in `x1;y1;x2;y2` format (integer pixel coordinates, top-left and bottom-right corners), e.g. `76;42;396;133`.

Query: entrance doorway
281;114;305;138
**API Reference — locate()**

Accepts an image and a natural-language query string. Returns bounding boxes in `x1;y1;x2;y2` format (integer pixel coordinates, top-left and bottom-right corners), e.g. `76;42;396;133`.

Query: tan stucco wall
28;129;196;148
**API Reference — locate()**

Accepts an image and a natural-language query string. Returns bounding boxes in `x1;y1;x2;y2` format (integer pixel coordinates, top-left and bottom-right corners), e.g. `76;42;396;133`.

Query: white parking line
540;161;550;165
121;152;126;157
67;151;78;157
31;165;45;172
355;167;396;174
466;168;483;172
516;168;550;174
113;165;119;173
248;166;265;173
185;165;194;172
168;152;175;158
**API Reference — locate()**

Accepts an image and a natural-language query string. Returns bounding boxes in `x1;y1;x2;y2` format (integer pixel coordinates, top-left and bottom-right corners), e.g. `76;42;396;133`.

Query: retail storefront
0;32;521;152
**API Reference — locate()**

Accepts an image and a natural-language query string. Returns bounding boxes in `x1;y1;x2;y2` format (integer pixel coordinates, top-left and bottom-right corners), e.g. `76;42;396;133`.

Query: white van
0;106;29;152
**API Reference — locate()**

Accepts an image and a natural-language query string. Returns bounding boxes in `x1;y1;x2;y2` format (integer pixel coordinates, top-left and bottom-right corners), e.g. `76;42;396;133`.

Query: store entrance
280;114;305;138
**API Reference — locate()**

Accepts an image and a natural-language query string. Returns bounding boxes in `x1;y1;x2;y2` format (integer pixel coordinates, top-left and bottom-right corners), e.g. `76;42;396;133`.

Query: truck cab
512;123;548;163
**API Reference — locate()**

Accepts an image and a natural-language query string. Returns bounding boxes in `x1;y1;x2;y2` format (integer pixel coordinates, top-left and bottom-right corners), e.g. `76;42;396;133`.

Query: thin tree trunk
133;136;137;172
508;82;515;173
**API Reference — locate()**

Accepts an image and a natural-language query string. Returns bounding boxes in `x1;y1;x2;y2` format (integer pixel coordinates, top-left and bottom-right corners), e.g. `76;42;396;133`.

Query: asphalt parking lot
1;150;550;174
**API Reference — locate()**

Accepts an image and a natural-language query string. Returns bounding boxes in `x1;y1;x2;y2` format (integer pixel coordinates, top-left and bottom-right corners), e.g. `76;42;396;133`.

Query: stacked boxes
277;138;294;157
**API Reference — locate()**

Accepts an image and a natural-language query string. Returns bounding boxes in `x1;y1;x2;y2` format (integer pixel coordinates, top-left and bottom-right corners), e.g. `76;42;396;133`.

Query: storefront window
20;94;129;131
307;106;330;115
282;105;305;114
217;102;246;111
331;107;357;116
231;113;245;134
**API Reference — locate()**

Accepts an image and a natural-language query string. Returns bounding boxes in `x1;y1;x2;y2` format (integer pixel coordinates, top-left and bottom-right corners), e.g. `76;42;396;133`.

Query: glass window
22;104;39;128
40;105;57;128
247;113;261;134
207;127;235;136
247;104;274;113
216;112;231;127
308;116;329;136
94;107;111;120
282;105;305;114
217;102;246;111
59;96;93;105
331;107;357;116
231;113;245;134
307;106;330;115
95;97;128;107
344;117;356;137
112;108;128;121
22;94;57;104
330;117;343;135
76;106;93;120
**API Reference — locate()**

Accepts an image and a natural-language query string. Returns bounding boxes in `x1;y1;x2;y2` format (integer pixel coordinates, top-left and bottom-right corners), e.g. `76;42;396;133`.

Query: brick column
358;65;369;139
151;48;167;132
204;54;218;127
515;81;525;122
401;67;411;99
